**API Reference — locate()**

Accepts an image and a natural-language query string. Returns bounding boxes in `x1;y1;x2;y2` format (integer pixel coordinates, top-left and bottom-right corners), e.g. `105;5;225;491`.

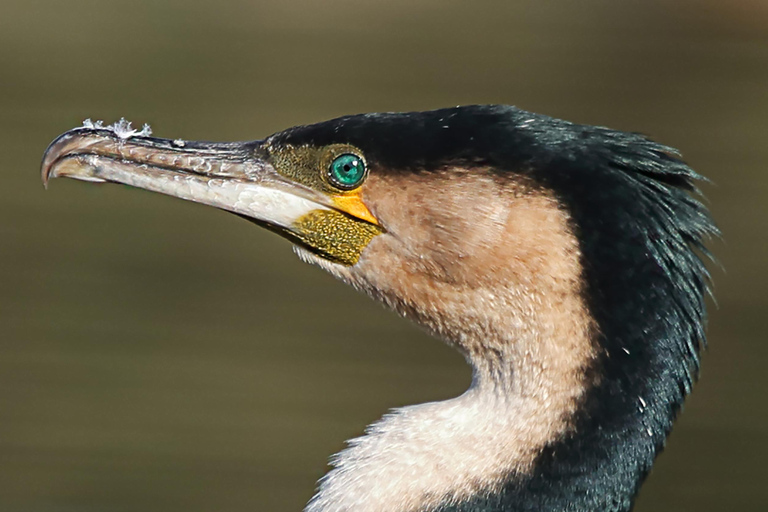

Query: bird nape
41;105;717;512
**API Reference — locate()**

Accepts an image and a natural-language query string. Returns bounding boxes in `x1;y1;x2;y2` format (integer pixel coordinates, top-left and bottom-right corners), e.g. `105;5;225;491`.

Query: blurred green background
1;1;766;510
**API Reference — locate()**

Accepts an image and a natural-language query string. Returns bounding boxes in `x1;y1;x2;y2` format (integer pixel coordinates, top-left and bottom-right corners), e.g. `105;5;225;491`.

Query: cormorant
41;105;716;512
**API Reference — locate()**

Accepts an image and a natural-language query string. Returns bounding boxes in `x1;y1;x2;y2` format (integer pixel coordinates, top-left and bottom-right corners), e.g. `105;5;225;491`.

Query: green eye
329;153;366;190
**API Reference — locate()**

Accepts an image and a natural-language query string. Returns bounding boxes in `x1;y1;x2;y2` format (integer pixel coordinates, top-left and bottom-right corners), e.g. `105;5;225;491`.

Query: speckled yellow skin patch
265;142;379;226
293;209;383;266
262;141;382;264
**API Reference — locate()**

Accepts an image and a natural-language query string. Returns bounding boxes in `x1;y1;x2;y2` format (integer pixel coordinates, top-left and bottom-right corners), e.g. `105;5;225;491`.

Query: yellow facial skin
293;210;382;266
265;141;383;265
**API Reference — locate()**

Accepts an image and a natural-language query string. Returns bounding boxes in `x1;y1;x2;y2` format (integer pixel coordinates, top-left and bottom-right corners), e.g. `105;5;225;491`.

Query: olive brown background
1;1;766;511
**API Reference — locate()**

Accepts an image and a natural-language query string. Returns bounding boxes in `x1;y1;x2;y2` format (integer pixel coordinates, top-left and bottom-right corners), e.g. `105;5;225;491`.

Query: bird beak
41;124;344;235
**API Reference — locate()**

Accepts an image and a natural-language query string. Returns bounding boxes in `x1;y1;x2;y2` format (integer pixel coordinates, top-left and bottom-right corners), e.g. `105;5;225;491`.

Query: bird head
42;107;594;361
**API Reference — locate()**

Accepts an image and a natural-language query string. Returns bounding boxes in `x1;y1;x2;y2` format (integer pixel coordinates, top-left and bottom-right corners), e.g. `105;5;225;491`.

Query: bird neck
303;284;682;512
303;172;709;512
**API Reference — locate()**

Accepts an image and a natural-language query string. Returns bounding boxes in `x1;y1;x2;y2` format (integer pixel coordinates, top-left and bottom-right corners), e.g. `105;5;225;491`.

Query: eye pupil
329;154;366;189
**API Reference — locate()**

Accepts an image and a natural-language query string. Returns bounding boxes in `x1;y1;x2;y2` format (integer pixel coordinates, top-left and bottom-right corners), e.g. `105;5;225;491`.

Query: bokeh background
2;1;766;511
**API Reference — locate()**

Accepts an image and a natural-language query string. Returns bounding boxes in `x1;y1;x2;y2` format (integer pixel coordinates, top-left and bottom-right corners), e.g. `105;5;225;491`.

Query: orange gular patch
331;193;380;226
